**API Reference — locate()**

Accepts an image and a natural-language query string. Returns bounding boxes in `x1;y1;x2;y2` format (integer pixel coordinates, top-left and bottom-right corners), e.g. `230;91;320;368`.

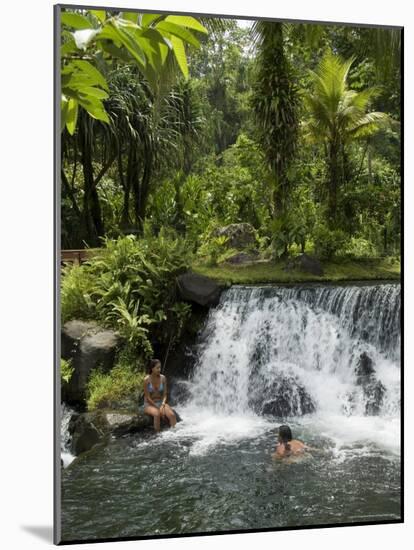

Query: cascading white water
61;404;76;467
175;283;400;456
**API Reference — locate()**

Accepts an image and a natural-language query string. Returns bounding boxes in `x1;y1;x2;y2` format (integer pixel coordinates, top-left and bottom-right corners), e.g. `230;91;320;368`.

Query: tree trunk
367;143;373;185
61;168;81;218
328;139;340;228
80;133;104;247
118;147;132;230
136;153;152;230
272;173;285;220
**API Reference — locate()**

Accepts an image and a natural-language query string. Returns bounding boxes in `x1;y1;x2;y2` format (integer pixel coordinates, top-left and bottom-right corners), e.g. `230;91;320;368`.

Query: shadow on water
21;525;53;543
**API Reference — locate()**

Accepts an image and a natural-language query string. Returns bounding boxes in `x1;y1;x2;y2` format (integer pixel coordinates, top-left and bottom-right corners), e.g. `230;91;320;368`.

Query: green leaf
63;74;99;91
61;12;93;30
80;86;109;100
61;38;78;56
165;15;207;34
140;13;164;27
66;97;79;135
99;22;146;67
89;10;106;24
170;36;188;79
61;95;69;131
155;21;200;48
139;28;171;68
71;60;109;91
121;12;138;24
99;40;133;63
77;96;110;123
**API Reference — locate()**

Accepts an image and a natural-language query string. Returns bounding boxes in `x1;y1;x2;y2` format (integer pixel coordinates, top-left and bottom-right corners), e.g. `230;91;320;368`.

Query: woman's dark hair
147;358;161;374
278;425;292;453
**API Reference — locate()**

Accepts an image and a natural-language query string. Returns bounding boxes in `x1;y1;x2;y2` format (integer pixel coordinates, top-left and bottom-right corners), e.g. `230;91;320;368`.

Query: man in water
271;425;309;459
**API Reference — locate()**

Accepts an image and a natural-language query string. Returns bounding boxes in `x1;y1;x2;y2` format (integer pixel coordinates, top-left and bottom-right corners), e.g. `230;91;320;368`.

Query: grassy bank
192;257;400;285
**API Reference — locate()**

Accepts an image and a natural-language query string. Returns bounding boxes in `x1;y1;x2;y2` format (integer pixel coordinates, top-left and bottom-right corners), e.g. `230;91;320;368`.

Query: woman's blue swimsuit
144;378;164;409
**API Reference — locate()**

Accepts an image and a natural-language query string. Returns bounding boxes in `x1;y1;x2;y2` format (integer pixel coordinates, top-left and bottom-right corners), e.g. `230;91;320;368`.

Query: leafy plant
61;9;208;134
61;358;74;384
313;223;348;260
269;216;307;259
303;51;392;225
86;363;146;411
61;263;96;323
197;235;229;266
107;297;156;357
61;233;193;358
341;237;378;258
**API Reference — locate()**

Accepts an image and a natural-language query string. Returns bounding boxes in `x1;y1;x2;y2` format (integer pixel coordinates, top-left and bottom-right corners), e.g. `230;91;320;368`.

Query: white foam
161;406;273;456
177;285;401;458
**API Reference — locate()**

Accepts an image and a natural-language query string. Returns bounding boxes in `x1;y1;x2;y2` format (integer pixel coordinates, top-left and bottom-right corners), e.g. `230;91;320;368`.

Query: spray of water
175;284;400;456
61;404;76;467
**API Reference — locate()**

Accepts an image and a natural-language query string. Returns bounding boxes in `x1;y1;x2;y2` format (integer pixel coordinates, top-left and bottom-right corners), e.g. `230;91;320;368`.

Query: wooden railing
61;249;96;265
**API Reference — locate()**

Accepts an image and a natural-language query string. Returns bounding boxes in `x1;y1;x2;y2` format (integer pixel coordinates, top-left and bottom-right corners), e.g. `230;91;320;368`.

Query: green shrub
197;235;229;266
61;233;193;356
269;216;307;259
61;263;96;323
61;358;74;384
86;362;146;411
313;224;348;260
341;237;379;258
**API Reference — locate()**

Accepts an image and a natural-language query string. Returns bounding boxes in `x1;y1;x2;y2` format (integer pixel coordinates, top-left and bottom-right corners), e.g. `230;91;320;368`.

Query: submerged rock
169;379;193;406
249;375;316;417
355;352;376;384
364;380;387;415
68;412;107;456
67;408;181;456
354;352;386;415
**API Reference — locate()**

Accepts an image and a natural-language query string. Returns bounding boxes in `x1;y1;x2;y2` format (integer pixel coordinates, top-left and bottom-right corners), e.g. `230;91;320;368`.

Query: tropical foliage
60;11;401;387
86;362;146;411
62;231;193;357
304;52;391;226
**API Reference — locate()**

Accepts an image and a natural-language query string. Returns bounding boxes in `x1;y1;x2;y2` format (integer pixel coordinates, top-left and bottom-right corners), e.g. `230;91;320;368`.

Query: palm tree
251;21;299;222
107;65;204;234
304;51;390;225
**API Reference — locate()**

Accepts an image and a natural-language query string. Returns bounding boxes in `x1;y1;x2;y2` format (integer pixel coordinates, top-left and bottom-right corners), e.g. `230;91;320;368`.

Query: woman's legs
144;405;161;432
162;404;177;428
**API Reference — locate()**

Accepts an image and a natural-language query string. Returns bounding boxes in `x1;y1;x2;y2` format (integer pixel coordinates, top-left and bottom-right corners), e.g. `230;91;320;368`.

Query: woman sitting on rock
272;425;309;459
143;359;177;432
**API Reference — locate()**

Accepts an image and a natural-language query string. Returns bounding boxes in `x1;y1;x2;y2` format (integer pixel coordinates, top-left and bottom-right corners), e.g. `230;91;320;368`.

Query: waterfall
61;404;76;468
174;283;400;455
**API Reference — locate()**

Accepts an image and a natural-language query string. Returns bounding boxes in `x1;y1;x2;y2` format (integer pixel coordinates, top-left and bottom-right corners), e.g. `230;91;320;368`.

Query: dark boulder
169;379;193;406
355;352;376;385
68;408;182;455
68;412;106;455
177;272;223;307
61;321;121;404
364;380;386;415
354;352;386;415
249;375;316;417
223;250;260;265
104;411;153;437
212;223;257;249
284;254;324;277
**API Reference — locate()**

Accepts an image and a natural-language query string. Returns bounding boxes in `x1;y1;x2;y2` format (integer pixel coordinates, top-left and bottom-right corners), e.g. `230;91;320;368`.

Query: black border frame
54;3;404;545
